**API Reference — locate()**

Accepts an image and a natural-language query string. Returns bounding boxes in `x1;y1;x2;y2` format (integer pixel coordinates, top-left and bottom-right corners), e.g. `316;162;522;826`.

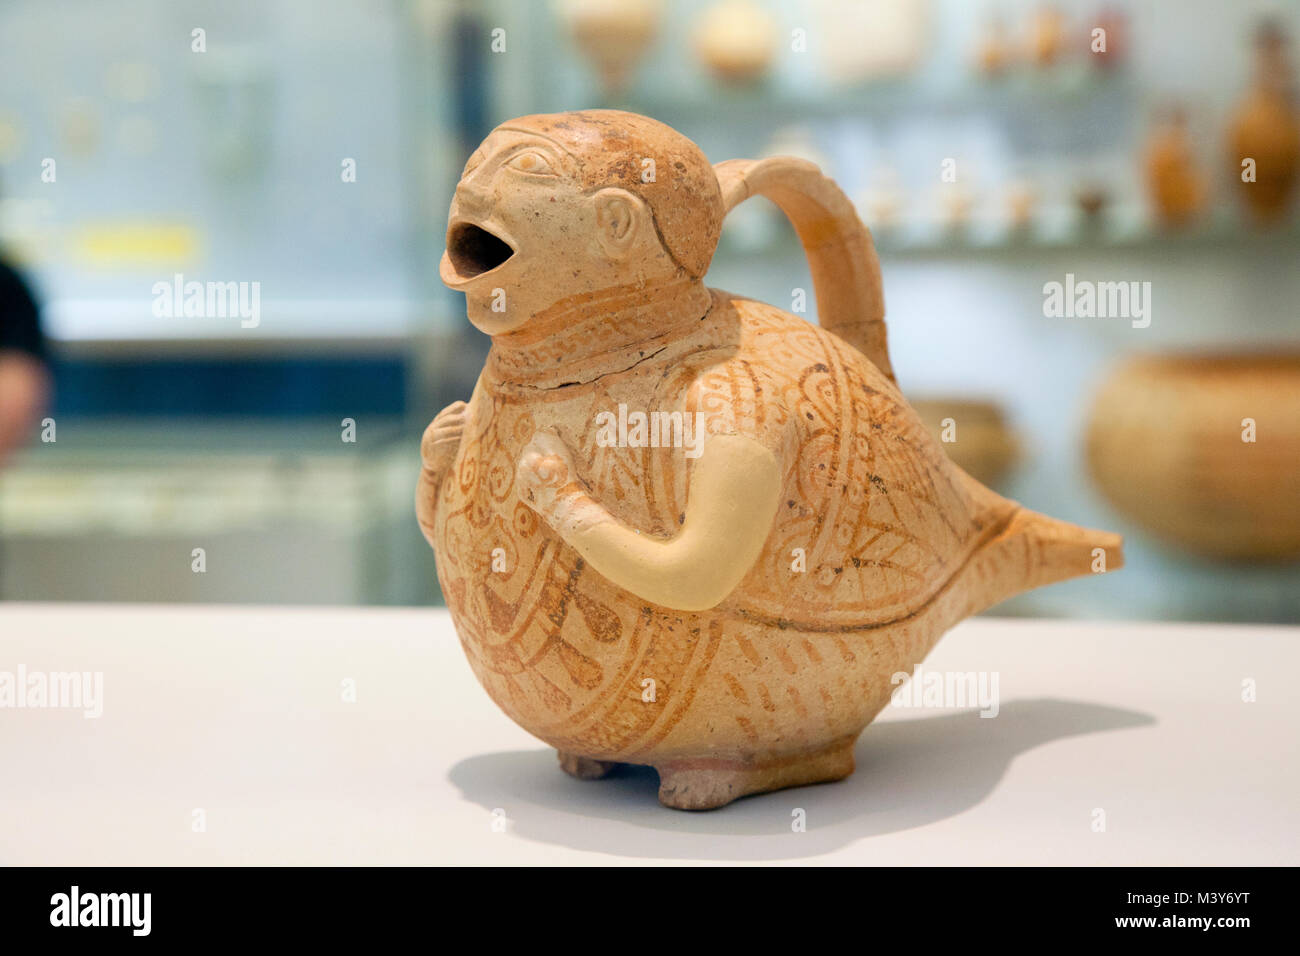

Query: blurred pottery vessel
1005;179;1038;231
811;0;930;83
1087;352;1300;560
1144;109;1205;228
1026;5;1067;68
693;0;777;85
419;110;1122;809
912;399;1019;488
554;0;662;95
974;16;1012;77
1228;20;1300;224
1090;7;1128;70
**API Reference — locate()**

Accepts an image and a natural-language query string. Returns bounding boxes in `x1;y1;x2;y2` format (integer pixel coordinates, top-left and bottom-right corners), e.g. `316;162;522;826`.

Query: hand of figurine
416;400;468;545
517;430;598;531
422;401;468;485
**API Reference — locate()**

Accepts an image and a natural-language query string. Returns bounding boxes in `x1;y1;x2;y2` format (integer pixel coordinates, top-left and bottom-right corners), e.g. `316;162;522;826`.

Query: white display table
1;604;1295;865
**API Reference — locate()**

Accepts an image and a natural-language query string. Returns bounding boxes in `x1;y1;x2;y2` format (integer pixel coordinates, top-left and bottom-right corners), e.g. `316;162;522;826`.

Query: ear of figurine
591;188;649;261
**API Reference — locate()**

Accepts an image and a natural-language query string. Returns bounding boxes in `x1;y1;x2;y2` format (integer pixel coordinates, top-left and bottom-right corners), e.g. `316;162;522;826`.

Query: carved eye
506;150;556;176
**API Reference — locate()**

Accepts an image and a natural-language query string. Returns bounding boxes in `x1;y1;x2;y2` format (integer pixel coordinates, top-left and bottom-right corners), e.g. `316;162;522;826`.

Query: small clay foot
655;738;857;811
556;751;620;780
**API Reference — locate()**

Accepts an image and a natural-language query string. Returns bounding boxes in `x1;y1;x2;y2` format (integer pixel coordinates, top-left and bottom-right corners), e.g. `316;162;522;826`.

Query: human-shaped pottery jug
418;110;1122;810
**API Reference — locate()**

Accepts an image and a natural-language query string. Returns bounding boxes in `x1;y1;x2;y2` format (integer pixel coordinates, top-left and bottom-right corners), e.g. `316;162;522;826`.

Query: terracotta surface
418;109;1122;810
1087;351;1300;560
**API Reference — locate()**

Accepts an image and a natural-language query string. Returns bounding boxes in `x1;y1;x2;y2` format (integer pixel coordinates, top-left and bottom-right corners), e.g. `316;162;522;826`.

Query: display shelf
623;69;1134;125
715;217;1300;264
0;424;429;606
0;418;412;536
41;298;456;350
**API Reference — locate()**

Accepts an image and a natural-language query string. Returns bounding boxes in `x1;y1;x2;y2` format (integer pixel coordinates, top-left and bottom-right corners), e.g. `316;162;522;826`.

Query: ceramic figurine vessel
418;110;1122;810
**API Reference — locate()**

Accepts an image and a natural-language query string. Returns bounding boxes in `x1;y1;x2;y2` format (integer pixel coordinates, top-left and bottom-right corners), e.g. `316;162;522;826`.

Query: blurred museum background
0;0;1296;621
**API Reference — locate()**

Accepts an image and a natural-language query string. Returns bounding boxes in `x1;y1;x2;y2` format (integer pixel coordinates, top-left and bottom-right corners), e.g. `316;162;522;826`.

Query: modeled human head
439;110;724;335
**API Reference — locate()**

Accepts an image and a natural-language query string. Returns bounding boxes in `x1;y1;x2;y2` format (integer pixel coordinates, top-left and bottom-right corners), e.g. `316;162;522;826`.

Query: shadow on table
448;697;1154;861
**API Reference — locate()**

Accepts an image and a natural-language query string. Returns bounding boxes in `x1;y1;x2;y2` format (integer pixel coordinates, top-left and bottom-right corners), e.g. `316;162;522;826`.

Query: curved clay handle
715;157;893;382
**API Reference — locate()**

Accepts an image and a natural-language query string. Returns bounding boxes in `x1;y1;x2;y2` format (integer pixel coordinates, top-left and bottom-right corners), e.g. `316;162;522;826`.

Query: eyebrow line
493;128;577;161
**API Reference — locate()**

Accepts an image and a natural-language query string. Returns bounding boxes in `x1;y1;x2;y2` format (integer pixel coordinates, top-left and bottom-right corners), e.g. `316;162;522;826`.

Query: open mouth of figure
446;221;515;278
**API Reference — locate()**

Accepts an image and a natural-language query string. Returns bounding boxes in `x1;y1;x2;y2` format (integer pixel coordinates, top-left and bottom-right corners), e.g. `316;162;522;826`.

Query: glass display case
1;0;1296;620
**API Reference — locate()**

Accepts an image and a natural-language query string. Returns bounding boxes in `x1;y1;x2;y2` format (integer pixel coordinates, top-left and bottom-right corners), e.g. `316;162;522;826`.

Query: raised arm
516;431;782;612
415;400;468;548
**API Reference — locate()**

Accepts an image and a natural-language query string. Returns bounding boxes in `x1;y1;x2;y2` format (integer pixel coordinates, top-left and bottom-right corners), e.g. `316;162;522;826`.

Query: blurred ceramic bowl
1086;351;1300;560
911;398;1019;488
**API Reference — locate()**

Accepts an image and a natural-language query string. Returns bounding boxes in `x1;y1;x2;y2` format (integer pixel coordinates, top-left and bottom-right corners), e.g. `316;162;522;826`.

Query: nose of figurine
450;181;492;222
